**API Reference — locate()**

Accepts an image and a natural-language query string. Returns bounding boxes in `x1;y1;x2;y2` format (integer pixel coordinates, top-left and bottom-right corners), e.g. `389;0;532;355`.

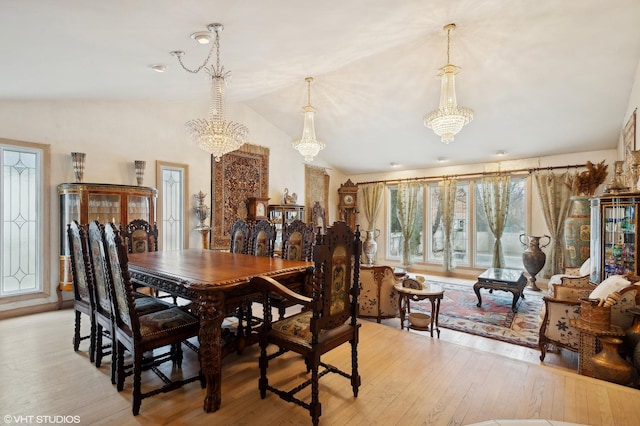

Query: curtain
439;178;457;273
361;183;384;231
480;175;511;268
534;170;573;277
396;182;420;268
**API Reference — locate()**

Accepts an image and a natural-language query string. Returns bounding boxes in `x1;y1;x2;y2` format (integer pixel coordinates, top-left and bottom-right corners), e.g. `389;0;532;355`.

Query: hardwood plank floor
1;306;639;425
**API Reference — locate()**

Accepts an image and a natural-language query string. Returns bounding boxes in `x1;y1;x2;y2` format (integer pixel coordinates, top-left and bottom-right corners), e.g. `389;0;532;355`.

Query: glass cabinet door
602;201;636;279
128;195;150;221
88;194;121;226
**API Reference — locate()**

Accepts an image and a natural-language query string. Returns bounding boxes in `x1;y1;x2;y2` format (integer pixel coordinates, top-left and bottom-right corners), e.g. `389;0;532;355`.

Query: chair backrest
311;201;326;235
102;222;139;338
249;219;276;257
67;221;93;306
282;219;314;262
310;221;361;335
87;221;114;317
229;219;251;254
121;219;158;254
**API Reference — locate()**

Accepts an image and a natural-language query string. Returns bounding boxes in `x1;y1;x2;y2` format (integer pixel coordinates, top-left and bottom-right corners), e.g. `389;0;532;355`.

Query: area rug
411;281;543;349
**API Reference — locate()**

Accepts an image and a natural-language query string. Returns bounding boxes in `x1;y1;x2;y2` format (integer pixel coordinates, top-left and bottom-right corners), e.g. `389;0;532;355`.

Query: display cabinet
268;204;305;255
57;183;157;305
591;194;638;283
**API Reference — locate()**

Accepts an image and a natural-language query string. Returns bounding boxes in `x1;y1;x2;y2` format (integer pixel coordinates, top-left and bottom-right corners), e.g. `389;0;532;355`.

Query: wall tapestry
624;108;637;188
305;164;329;223
211;144;269;249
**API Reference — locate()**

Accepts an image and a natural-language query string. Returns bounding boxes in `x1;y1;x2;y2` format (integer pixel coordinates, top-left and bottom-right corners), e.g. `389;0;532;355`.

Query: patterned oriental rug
411;281;544;349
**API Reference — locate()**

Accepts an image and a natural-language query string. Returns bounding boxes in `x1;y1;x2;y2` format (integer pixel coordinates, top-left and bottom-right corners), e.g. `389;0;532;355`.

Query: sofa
358;265;401;323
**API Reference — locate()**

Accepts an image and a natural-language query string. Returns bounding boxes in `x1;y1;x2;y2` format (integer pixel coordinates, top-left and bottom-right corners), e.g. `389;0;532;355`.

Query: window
427;183;469;265
387;186;423;261
474;177;526;269
1;141;49;298
156;162;188;251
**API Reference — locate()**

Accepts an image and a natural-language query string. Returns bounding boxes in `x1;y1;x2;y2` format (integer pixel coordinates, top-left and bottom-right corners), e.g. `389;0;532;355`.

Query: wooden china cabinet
268;204;305;255
591;193;639;283
57;182;157;307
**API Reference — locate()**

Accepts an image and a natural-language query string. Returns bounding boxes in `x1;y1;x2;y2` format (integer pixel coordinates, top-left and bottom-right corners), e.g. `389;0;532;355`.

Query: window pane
162;168;184;251
387;186;423;261
427;183;469;265
474;178;526;269
1;147;41;296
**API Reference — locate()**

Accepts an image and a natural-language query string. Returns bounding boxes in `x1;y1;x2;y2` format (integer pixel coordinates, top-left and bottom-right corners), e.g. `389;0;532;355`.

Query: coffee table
473;268;527;313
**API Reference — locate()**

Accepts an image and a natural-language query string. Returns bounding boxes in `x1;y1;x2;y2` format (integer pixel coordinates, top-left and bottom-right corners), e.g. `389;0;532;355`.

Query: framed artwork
211;144;270;249
623;109;637;188
305;165;329;224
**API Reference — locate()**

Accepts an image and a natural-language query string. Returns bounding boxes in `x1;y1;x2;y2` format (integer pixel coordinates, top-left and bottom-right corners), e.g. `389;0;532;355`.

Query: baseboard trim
0;300;72;320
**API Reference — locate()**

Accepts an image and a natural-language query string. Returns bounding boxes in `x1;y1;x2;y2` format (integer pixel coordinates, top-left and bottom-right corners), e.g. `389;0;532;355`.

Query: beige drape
534;171;573;277
481;175;511;268
361;183;384;231
439;178;458;273
397;182;420;268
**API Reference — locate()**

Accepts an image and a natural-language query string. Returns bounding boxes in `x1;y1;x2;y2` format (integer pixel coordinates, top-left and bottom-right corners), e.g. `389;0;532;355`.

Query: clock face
343;194;354;205
256;202;265;217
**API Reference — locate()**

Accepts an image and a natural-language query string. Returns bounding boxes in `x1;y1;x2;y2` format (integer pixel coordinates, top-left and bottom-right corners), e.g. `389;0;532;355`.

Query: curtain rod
356;163;588;186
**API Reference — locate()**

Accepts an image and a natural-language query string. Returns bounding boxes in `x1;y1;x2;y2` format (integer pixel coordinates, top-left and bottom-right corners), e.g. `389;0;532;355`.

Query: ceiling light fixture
496;150;507;156
424;23;474;144
171;23;249;162
150;64;166;73
190;31;212;44
292;77;325;162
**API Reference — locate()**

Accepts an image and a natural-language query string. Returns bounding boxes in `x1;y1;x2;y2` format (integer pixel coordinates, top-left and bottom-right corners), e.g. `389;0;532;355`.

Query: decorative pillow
589;275;631;300
579;257;591;277
554;285;594;303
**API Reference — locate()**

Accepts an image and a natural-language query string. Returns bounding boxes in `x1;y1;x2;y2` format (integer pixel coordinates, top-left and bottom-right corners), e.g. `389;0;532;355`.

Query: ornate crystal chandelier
171;23;249;162
424;23;474;144
292;77;325;163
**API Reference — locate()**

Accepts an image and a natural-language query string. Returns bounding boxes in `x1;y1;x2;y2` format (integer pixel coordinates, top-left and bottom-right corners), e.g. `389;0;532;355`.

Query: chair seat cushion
139;307;198;337
272;311;315;342
134;296;173;316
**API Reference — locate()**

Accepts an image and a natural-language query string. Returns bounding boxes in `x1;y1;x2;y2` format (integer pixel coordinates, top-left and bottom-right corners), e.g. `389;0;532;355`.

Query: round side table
394;280;444;338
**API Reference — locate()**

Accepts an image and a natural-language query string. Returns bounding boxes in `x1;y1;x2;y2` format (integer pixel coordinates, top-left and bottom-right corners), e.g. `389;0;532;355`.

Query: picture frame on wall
623;108;637;188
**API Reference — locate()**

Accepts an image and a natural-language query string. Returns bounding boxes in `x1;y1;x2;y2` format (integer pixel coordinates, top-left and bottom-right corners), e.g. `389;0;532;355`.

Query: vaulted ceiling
2;0;640;174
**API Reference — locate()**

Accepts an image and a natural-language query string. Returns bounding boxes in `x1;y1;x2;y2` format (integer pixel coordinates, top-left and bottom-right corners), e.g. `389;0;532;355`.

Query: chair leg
351;338;360;397
310;360;321;426
258;340;268;399
172;343;184;368
132;350;143;416
95;325;103;367
73;310;81;351
116;342;126;392
89;317;96;363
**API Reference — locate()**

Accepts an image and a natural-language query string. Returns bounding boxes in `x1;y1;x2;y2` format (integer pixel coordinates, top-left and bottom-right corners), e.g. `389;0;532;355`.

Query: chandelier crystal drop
292;77;325;162
424;23;473;144
171;23;249;161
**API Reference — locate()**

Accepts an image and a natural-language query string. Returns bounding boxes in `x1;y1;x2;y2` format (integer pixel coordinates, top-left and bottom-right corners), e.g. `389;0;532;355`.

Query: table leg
429;298;436;338
510;290;520;313
398;294;407;330
197;291;225;412
473;282;483;308
434;297;441;338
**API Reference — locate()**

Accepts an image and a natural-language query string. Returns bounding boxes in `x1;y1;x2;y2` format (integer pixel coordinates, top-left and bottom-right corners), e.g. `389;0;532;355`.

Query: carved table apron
127;249;311;413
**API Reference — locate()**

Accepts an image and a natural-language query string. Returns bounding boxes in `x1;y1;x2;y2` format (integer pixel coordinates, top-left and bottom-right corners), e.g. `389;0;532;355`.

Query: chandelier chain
446;27;451;64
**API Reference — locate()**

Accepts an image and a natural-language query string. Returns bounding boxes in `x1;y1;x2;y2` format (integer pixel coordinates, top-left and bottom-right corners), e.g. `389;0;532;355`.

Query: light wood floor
1;306;639;426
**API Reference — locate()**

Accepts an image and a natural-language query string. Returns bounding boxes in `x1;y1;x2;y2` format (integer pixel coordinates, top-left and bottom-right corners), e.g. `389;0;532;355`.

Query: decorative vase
563;196;591;269
71;152;86;182
362;229;380;265
591;336;634;385
519;234;550;291
625;308;640;360
134;160;146;185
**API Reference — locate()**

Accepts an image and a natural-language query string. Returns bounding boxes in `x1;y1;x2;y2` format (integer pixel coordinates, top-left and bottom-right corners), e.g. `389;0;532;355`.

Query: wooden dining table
127;248;312;413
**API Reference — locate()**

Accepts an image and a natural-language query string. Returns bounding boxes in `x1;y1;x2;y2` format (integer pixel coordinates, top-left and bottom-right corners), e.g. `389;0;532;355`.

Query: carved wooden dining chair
229;218;251;254
250;221;362;426
67;221;96;362
101;222;204;415
248;219;276;257
270;219;315;319
87;220;173;384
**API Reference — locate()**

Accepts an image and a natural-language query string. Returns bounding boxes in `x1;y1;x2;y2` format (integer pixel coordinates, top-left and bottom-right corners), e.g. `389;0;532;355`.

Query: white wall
0;99;344;312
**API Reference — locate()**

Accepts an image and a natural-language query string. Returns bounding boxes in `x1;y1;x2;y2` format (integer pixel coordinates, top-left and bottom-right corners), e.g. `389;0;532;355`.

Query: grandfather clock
338;179;359;229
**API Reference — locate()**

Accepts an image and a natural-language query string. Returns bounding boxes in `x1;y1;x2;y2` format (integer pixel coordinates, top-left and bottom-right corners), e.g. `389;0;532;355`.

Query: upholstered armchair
358;265;400;323
546;257;590;292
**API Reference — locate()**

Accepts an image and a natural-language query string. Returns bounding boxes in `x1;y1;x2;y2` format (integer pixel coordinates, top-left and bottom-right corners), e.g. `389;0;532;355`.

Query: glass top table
474;268;527;312
477;267;525;284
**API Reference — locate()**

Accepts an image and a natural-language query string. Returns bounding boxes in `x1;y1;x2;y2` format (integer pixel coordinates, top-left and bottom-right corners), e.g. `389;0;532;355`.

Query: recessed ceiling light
437;157;448;163
190;31;212;44
150;64;166;73
390;162;401;168
496;150;507;156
